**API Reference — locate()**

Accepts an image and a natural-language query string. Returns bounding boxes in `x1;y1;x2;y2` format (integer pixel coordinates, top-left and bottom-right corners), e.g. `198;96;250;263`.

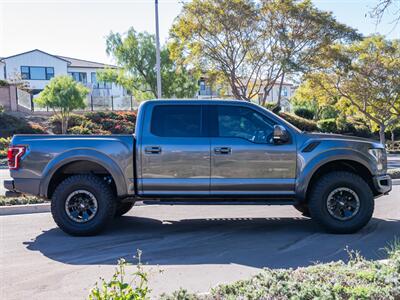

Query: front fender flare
39;149;127;198
296;149;373;201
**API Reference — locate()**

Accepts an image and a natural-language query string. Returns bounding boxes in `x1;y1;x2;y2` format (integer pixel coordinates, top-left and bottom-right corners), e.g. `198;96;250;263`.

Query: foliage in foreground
88;250;150;300
89;245;400;300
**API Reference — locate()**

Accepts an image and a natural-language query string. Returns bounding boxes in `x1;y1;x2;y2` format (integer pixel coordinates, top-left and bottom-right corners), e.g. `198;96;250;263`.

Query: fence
16;90;139;113
387;141;400;153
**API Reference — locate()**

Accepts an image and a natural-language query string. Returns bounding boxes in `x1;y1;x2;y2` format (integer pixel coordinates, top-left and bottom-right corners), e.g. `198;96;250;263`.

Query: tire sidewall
309;173;374;233
52;176;115;235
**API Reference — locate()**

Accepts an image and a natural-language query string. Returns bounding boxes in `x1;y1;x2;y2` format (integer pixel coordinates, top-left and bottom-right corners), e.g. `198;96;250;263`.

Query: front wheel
308;171;374;234
115;201;134;217
51;175;116;236
294;203;310;217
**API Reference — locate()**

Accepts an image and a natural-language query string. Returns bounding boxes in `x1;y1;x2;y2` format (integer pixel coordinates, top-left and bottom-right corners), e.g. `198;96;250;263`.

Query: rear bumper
4;179;14;191
373;174;392;195
4;178;41;197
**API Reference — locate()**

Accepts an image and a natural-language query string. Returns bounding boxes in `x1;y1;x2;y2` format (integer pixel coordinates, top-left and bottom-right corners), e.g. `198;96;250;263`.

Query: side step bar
142;199;298;206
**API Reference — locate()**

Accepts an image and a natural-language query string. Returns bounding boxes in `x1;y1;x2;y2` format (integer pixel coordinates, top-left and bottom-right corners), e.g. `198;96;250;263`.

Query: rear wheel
308;171;374;234
51;175;116;236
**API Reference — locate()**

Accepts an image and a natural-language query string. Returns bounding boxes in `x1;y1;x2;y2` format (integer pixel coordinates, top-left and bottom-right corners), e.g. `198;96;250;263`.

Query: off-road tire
115;201;134;217
51;175;116;236
308;171;374;234
294;203;311;217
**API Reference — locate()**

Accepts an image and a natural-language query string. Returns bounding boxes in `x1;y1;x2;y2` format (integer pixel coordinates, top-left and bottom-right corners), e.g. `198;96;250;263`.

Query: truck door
209;105;296;196
140;104;210;196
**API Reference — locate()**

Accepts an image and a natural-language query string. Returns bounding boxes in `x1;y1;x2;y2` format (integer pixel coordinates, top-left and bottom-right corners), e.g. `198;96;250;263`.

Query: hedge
294;107;315;120
279;112;319;132
0;112;46;138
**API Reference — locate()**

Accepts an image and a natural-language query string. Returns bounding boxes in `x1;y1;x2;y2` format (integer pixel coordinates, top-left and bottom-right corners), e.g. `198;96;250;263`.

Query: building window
69;72;87;84
20;66;54;80
281;87;288;97
91;72;111;89
199;80;206;91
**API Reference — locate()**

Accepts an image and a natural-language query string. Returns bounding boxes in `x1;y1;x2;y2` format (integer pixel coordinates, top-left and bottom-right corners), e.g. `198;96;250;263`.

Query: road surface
1;186;399;299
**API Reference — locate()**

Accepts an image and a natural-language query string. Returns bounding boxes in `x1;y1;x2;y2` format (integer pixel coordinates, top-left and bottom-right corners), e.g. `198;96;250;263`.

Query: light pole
155;0;162;98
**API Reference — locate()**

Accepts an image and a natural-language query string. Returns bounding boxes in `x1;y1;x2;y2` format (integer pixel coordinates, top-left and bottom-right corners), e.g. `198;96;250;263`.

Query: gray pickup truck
5;100;392;235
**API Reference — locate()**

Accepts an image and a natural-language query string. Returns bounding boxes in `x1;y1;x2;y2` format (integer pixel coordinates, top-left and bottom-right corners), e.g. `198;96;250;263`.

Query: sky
0;0;399;65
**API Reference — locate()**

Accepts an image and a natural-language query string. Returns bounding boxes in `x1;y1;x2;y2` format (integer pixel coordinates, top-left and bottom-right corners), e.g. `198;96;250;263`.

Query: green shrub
317;118;337;133
0;195;48;206
279;112;318;132
387;141;400;153
320;106;339;119
161;247;400;300
85;111;137;134
294;107;314;120
388;168;400;179
50;111;137;135
0;137;11;158
49;113;87;134
0;112;46;137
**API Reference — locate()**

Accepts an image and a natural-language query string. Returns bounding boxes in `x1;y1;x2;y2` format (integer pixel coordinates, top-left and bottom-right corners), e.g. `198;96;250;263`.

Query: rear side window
151;105;202;137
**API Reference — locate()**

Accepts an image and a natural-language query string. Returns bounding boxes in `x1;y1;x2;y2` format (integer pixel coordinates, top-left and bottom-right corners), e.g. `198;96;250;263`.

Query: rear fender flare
39;149;127;198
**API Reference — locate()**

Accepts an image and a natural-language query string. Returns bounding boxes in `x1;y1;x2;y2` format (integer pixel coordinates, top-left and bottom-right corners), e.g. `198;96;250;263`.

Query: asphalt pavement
1;186;399;299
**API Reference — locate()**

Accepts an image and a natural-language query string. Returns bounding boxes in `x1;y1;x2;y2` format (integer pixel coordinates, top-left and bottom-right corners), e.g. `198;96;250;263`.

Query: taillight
7;146;26;170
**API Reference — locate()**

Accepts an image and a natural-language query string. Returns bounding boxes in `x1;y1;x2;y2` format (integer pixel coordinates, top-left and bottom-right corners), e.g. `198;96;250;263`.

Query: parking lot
0;185;399;299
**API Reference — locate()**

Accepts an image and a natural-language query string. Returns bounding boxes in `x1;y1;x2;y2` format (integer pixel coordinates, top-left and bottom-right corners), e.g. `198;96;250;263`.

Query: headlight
368;148;384;171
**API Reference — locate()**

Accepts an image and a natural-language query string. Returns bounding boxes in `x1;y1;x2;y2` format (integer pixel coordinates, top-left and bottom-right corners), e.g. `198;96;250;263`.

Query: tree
99;29;199;100
370;0;400;25
170;0;281;102
35;76;89;134
170;0;359;106
292;79;339;120
261;0;361;109
306;36;400;144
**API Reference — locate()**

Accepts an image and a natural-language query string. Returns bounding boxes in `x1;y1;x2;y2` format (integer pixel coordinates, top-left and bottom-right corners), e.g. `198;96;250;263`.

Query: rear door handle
145;146;162;154
214;147;231;155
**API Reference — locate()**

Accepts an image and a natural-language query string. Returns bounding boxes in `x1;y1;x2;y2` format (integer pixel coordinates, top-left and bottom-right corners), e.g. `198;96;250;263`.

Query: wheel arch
40;149;127;198
296;151;375;202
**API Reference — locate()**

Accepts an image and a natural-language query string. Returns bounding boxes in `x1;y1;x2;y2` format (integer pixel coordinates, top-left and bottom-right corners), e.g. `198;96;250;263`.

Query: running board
141;199;297;206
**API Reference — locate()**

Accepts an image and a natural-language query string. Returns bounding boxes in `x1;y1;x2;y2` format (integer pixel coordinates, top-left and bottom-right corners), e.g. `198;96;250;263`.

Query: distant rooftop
1;49;117;69
56;55;118;69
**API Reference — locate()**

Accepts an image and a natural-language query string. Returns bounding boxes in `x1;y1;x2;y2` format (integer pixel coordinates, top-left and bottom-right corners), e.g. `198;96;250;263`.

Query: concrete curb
0;203;50;216
393;179;400;186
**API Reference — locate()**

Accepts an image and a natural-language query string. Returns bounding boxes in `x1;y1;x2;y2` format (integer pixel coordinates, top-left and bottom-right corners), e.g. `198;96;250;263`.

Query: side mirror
273;125;289;144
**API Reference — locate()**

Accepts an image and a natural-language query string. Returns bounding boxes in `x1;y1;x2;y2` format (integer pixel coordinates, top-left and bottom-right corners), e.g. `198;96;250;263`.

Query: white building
0;61;5;80
1;49;125;97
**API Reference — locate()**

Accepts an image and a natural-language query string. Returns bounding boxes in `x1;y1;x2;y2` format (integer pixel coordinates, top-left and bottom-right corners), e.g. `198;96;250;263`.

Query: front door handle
145;146;162;154
214;147;231;155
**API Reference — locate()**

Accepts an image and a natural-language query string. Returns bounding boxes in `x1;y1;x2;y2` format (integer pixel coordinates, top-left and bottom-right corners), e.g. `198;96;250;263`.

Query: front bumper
373;174;392;195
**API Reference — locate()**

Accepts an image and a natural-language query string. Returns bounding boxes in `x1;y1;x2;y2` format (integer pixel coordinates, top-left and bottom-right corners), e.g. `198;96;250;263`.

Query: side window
217;106;274;143
151;105;202;137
